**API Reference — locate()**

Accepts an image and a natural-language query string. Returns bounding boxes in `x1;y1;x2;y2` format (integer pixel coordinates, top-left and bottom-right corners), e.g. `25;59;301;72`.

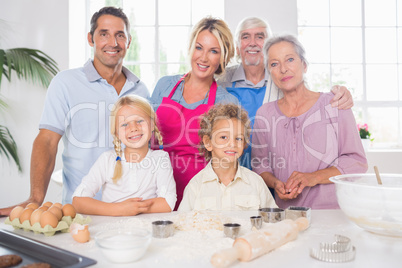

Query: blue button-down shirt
39;59;149;204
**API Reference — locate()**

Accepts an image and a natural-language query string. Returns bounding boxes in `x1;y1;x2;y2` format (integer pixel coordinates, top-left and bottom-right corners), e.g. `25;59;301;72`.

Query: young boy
178;104;277;211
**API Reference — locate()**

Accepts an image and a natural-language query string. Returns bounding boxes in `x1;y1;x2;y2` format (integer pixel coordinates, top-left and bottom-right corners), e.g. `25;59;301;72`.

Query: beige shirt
178;161;277;211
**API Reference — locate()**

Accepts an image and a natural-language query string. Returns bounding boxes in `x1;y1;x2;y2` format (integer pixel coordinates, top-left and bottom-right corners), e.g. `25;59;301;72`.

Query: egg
9;206;24;221
53;202;62;208
48;205;63;220
30;209;45;225
19;208;34;224
40;211;59;228
42;201;53;207
70;223;90;243
38;206;49;211
26;202;39;210
62;204;76;218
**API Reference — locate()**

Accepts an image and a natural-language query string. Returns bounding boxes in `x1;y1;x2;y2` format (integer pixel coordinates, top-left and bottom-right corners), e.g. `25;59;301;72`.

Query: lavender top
251;92;368;209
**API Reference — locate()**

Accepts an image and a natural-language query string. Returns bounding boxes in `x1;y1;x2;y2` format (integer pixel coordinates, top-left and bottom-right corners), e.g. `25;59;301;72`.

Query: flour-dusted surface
83;211;261;267
3;210;398;268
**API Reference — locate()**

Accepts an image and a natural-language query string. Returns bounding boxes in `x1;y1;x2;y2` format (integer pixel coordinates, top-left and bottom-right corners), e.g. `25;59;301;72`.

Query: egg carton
4;214;91;236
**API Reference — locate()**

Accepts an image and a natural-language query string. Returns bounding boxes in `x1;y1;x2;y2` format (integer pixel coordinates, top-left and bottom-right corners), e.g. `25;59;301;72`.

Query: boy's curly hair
198;103;251;160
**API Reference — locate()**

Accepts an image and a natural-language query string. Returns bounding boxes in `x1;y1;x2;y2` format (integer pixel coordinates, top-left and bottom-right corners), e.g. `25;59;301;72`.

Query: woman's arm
259;171;288;200
284;166;342;199
333;108;368;174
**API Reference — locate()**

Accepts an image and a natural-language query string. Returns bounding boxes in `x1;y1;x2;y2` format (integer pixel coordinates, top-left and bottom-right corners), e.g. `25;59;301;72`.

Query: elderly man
217;17;353;170
0;6;149;216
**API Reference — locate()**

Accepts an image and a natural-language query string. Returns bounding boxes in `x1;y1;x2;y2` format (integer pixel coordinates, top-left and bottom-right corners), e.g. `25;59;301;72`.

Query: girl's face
267;41;307;92
191;30;222;80
115;105;153;152
203;118;245;164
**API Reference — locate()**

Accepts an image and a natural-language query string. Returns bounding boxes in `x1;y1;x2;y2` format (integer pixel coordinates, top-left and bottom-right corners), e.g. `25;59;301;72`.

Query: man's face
237;27;266;67
88;14;131;70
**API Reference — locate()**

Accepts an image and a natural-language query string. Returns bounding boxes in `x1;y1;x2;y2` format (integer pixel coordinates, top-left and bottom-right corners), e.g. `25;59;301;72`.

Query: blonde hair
198;104;251;161
188;17;235;76
110;95;163;183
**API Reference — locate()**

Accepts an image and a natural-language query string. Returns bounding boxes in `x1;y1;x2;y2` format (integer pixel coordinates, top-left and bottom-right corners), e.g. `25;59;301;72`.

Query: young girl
178;103;276;211
72;95;176;216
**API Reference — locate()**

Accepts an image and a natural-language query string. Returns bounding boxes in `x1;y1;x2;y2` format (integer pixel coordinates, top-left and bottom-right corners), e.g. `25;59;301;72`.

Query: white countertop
1;209;401;268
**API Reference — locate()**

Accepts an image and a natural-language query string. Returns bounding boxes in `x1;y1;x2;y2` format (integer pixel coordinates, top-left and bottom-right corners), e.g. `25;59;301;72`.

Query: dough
0;254;23;268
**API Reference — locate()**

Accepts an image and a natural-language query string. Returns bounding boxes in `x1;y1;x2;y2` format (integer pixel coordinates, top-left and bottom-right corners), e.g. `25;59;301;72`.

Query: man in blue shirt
0;6;149;215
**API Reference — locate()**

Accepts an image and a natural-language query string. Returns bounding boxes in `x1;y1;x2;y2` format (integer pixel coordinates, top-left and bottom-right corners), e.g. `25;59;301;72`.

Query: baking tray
0;229;96;267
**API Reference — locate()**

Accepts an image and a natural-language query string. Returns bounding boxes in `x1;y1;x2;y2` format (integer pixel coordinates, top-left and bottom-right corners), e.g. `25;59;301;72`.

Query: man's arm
0;129;61;216
330;85;354;109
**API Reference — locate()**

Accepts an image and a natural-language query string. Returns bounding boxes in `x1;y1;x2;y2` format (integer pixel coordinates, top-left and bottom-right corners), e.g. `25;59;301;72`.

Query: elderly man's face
237;27;266;67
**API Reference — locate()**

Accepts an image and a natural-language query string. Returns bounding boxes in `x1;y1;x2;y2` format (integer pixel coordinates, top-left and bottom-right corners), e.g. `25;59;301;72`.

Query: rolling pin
211;217;309;268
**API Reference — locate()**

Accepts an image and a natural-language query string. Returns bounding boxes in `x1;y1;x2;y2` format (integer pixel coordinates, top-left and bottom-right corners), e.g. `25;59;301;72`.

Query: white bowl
95;228;151;263
330;173;402;237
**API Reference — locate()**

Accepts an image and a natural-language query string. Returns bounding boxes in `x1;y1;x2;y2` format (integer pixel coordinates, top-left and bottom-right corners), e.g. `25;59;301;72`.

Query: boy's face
203;118;246;164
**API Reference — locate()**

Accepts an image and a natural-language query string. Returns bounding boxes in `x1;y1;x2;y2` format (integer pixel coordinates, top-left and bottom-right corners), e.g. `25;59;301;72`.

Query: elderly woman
251;35;367;209
151;17;238;209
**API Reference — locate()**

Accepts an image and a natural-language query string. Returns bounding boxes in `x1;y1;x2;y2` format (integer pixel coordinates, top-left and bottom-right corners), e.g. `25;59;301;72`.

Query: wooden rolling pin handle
210;241;249;268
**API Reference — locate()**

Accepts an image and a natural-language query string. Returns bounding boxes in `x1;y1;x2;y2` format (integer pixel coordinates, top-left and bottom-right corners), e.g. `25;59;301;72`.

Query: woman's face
267;41;307;92
191;30;221;80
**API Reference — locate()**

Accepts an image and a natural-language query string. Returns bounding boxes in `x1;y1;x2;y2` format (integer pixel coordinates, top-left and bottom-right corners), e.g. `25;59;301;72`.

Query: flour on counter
84;211;257;265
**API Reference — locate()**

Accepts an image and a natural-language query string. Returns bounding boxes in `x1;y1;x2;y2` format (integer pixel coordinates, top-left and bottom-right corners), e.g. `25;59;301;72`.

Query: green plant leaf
0;94;7;112
1;48;59;88
0;125;22;172
0;46;58;173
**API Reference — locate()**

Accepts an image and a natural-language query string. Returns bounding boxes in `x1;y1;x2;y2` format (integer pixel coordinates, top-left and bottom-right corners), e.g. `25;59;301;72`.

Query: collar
201;161;250;185
83;59;140;84
231;64;269;87
120;148;152;163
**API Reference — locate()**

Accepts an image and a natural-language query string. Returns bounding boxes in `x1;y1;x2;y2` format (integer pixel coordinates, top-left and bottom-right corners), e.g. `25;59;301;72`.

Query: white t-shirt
178;161;277;211
72;149;177;210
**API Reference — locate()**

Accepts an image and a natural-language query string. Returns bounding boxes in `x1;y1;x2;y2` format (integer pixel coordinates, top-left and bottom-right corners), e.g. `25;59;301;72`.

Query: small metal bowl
285;206;311;225
259;208;285;223
223;223;241;239
250;216;263;229
152;220;174;238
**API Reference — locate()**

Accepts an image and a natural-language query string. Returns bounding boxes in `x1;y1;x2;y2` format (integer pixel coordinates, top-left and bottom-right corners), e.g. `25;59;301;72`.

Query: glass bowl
330;173;402;237
95;228;151;263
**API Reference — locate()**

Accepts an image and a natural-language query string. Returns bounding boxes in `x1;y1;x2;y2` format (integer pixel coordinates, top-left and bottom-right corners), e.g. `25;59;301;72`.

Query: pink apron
156;74;217;210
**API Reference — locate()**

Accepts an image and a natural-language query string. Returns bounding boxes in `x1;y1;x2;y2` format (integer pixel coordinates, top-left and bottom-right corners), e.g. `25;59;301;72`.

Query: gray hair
263;34;308;73
235;17;272;49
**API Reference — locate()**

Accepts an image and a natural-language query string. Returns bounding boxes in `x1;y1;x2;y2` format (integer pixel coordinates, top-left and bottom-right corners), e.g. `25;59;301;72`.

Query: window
297;0;402;148
87;0;224;92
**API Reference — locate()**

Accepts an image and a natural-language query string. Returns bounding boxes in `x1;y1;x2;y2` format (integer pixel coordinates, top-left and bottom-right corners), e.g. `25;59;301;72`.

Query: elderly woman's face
267;41;306;92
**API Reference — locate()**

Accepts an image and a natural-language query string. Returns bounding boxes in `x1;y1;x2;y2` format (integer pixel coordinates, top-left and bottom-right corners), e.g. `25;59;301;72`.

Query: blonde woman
150;17;239;209
72;95;176;216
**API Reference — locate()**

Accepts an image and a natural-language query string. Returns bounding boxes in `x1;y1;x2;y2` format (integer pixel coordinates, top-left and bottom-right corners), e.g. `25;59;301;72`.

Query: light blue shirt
150;74;239;110
216;64;282;103
39;59;149;204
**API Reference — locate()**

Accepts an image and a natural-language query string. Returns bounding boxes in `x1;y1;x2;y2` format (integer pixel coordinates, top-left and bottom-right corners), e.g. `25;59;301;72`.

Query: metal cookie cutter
310;234;356;263
285;206;311;227
152;220;174;238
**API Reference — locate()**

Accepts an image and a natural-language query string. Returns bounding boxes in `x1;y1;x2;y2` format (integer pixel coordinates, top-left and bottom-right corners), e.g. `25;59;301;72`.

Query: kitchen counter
1;209;401;268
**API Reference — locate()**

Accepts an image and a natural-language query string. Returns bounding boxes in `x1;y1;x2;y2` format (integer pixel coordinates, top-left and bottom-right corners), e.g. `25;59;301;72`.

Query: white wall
224;0;298;36
0;0;401;208
0;0;69;207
